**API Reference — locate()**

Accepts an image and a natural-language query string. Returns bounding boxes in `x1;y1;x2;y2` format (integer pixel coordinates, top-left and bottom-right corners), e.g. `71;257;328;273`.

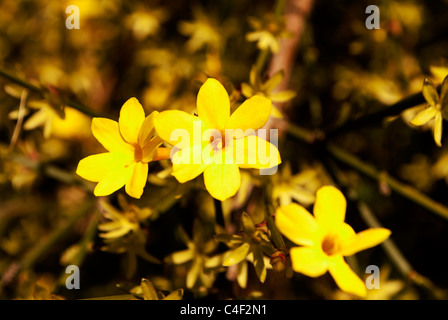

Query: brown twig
266;0;315;135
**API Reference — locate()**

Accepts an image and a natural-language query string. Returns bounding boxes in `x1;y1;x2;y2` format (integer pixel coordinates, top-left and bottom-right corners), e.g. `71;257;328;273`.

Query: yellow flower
275;186;391;297
164;221;220;289
410;76;448;147
245;14;291;54
178;7;222;53
218;212;275;287
241;66;296;118
125;7;168;41
153;78;281;201
271;162;324;207
76;98;170;198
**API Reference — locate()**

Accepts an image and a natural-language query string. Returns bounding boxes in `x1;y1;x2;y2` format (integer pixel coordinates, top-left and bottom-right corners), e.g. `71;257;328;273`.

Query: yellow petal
91;118;133;154
23;108;52;130
125;162;148;199
172;146;207;183
138;111;158;147
232;135;281;169
237;261;249;289
336;222;357;242
289;247;328;277
76;152;132;182
142;135;163;162
269;90;296;103
197;78;230;130
187;257;201;288
275;203;320;246
262;70;283;92
410;106;437;126
241;82;254;98
203;163;240;201
328;256;367;297
313;186;347;230
166;249;194;264
434;111;443;147
225;95;272;132
119;97;146;145
154;110;203;146
93;163;135;197
340;228;391;256
422;78;439;106
271;106;283;119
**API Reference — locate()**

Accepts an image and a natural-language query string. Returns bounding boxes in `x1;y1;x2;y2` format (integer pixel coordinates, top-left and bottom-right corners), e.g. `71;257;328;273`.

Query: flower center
321;234;340;256
133;144;143;162
210;133;226;151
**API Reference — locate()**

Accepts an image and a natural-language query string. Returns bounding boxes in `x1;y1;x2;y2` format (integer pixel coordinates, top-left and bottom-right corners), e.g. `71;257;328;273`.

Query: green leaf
252;245;267;283
241;212;255;234
163;289;184;300
141;279;159;300
223;242;251;266
215;233;244;245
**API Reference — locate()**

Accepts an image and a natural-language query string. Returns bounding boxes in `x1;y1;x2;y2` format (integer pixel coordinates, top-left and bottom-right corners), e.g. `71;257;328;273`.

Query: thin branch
3;152;94;193
357;202;446;299
285;122;448;221
263;180;286;251
9;89;28;151
0;200;95;289
0;68;105;118
324;85;441;139
326;142;448;221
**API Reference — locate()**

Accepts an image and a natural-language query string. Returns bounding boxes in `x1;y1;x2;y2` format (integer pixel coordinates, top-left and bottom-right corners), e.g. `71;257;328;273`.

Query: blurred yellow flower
246;14;291;54
76;98;170;198
271;162;324;207
126;7;168;40
430;65;448;84
9;100;56;139
178;8;222;53
218;212;275;288
275;186;391;297
164;221;220;289
97;197;160;278
153;78;281;201
241;67;296;118
410;76;448;147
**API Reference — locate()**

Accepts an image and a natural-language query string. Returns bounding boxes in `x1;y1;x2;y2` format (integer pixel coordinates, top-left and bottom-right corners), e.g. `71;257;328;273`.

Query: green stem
326;142;448;221
19;200;95;273
324;85;441;139
0;69;42;92
263;181;286;250
255;48;270;74
4;152;94;193
357;202;446;299
274;0;286;16
285;122;448;221
253;0;285;74
55;211;99;290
